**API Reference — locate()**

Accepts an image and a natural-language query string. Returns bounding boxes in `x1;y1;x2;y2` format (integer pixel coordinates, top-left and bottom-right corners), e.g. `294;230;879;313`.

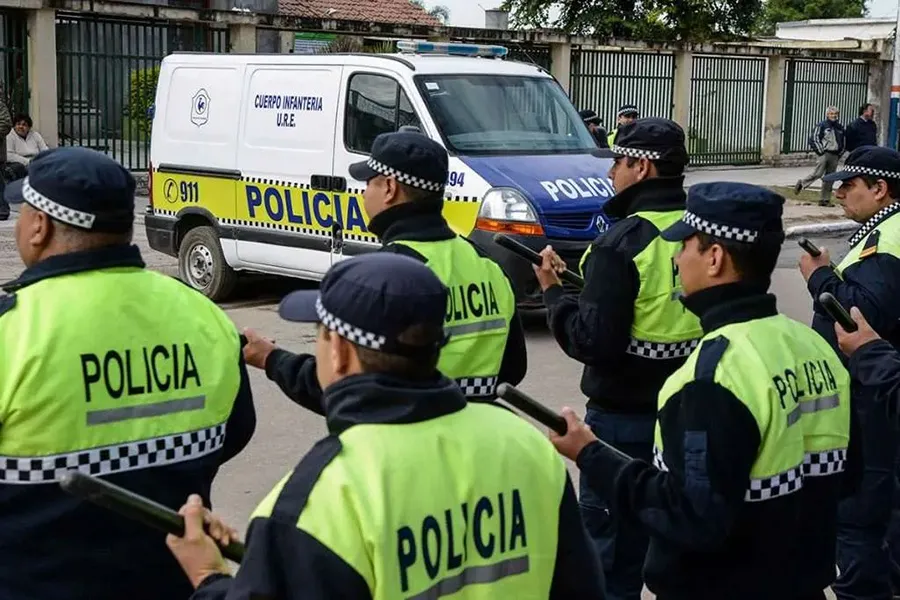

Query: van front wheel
178;226;237;301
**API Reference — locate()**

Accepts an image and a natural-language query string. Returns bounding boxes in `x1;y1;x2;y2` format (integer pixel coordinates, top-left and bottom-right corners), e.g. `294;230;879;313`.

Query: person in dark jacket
0;97;11;220
844;104;878;152
799;146;900;600
796;106;846;206
0;148;256;600
167;252;604;600
549;182;859;600
836;307;900;421
579;109;610;148
242;131;527;412
533;118;702;600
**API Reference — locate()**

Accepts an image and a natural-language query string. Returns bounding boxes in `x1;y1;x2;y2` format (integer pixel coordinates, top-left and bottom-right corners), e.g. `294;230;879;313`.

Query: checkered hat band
315;297;387;351
627;338;699;360
611;145;662;160
22;178;97;230
845;164;900;180
366;158;444;192
455;375;498;398
0;423;226;484
848;201;900;248
682;211;759;243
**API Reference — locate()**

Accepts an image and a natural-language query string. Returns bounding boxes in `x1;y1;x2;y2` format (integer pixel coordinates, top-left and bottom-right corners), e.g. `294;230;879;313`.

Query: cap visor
348;160;378;182
278;290;321;322
3;179;25;205
591;148;620;159
821;170;856;183
660;220;697;242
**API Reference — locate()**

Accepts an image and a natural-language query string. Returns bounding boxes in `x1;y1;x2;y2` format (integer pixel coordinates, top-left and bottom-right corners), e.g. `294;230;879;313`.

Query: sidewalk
685;165;853;234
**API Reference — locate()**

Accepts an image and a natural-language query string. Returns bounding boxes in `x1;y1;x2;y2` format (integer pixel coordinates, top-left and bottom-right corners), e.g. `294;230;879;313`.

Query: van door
234;64;342;277
331;68;425;262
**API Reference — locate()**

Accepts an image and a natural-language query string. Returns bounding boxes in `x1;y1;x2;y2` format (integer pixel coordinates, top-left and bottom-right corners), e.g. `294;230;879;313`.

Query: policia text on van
143;42;615;306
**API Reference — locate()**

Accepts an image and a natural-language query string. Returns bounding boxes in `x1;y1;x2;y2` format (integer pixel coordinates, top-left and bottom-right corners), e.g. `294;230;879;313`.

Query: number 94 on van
448;171;465;187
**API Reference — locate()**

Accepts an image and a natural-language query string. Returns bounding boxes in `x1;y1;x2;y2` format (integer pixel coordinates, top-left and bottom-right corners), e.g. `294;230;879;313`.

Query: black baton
818;292;858;333
798;237;837;271
59;471;245;563
495;383;633;461
492;234;585;288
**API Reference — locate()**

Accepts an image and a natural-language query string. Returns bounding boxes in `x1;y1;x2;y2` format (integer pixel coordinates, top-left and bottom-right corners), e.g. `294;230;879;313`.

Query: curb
784;220;857;239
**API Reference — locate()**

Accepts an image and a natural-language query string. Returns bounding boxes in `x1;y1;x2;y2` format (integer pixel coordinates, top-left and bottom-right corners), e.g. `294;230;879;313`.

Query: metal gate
689;56;766;166
55;13;229;171
0;9;28;115
781;59;868;154
569;49;674;128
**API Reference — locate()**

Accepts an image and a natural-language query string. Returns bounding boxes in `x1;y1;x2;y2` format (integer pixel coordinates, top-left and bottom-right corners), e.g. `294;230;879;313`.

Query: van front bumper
145;211;177;257
469;230;588;309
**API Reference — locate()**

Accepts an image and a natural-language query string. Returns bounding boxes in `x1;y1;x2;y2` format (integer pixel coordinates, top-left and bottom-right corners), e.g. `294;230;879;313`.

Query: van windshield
413;74;597;156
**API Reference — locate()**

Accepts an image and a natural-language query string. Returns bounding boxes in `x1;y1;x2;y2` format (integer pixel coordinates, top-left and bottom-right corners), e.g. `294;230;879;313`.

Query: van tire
178;226;237;301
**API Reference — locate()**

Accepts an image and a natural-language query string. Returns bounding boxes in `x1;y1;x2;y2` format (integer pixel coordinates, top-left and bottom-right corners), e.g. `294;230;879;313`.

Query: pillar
279;30;295;53
26;8;58;147
550;42;571;94
872;59;891;146
229;23;257;53
762;55;786;162
672;51;692;132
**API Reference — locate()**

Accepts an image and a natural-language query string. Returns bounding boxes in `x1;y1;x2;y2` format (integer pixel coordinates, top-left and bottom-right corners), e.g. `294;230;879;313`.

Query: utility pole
890;1;900;149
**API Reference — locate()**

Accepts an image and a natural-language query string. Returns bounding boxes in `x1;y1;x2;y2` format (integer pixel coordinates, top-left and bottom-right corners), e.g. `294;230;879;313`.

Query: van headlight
478;188;538;222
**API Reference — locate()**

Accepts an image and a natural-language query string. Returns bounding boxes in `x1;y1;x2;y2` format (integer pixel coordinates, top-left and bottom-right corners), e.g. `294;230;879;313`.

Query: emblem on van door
191;89;210;127
595;214;609;233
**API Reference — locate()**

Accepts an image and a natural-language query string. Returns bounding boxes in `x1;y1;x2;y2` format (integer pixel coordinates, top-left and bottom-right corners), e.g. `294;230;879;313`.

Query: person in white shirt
6;113;48;181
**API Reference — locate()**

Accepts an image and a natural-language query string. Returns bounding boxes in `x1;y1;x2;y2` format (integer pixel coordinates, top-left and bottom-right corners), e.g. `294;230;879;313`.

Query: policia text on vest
80;343;201;404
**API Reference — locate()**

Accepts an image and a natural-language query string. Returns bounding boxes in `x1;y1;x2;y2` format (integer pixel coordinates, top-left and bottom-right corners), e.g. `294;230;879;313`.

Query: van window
345;73;422;154
413;74;596;156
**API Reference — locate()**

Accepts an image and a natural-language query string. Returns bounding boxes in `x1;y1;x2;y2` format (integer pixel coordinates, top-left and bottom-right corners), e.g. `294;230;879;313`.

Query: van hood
459;153;615;213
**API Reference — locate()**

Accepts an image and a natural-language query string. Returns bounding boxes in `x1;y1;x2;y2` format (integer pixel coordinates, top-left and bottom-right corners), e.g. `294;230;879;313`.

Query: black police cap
278;253;449;357
593;117;689;167
579;109;602;126
4;147;136;234
823;146;900;183
349;131;448;194
661;182;784;244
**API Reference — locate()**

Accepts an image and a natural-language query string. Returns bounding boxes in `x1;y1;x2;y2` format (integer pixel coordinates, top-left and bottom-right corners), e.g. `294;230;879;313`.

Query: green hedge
125;65;160;138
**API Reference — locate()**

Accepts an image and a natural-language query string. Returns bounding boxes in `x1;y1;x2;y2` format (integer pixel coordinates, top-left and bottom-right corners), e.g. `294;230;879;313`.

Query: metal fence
55;13;229;170
781;59;869;154
569;49;674;128
0;9;28;116
689;56;766;166
506;44;552;72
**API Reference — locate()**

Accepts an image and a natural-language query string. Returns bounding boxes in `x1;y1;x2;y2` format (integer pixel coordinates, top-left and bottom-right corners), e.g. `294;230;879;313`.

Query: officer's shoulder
693;335;730;381
380;242;428;264
0;293;17;320
595;215;652;250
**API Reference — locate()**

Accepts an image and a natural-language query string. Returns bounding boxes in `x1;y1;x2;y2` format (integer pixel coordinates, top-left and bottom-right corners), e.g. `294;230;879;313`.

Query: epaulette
859;230;880;260
0;293;17;319
694;336;730;381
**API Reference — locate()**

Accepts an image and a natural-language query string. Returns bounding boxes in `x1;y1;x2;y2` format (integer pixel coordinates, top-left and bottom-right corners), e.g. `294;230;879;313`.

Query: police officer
836;308;900;422
798;146;900;600
534;117;702;600
243;131;526;410
607;104;639;147
580;109;610;148
0;147;256;600
550;182;856;600
166;252;603;599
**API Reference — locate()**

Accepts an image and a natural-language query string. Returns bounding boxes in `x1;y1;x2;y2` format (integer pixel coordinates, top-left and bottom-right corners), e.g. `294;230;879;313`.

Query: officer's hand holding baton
241;328;277;370
834;306;882;358
798;237;837;280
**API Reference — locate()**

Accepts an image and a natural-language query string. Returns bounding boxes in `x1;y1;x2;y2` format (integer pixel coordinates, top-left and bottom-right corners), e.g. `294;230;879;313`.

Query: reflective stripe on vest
251;402;568;598
391;237;515;397
655;314;851;503
837;202;900;277
0;267;242;484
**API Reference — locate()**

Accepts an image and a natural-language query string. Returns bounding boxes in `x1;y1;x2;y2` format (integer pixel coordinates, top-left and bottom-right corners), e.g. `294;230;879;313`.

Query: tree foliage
410;0;451;24
500;0;763;40
755;0;867;35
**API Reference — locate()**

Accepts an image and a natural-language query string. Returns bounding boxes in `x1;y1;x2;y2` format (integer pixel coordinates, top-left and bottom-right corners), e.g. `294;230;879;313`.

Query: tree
755;0;867;36
410;0;451;24
500;0;762;41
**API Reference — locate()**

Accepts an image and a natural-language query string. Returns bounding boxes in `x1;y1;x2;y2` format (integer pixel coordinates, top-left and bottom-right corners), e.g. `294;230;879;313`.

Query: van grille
545;212;593;230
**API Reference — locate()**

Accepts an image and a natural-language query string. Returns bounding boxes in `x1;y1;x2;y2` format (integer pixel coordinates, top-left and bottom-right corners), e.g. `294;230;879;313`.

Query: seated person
6;113;48;181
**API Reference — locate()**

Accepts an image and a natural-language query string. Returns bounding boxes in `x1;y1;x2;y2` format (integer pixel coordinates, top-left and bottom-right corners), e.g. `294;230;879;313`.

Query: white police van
145;41;615;305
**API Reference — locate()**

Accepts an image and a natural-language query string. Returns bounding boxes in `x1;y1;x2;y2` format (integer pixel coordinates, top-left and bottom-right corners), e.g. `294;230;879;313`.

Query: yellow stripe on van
152;170;481;241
